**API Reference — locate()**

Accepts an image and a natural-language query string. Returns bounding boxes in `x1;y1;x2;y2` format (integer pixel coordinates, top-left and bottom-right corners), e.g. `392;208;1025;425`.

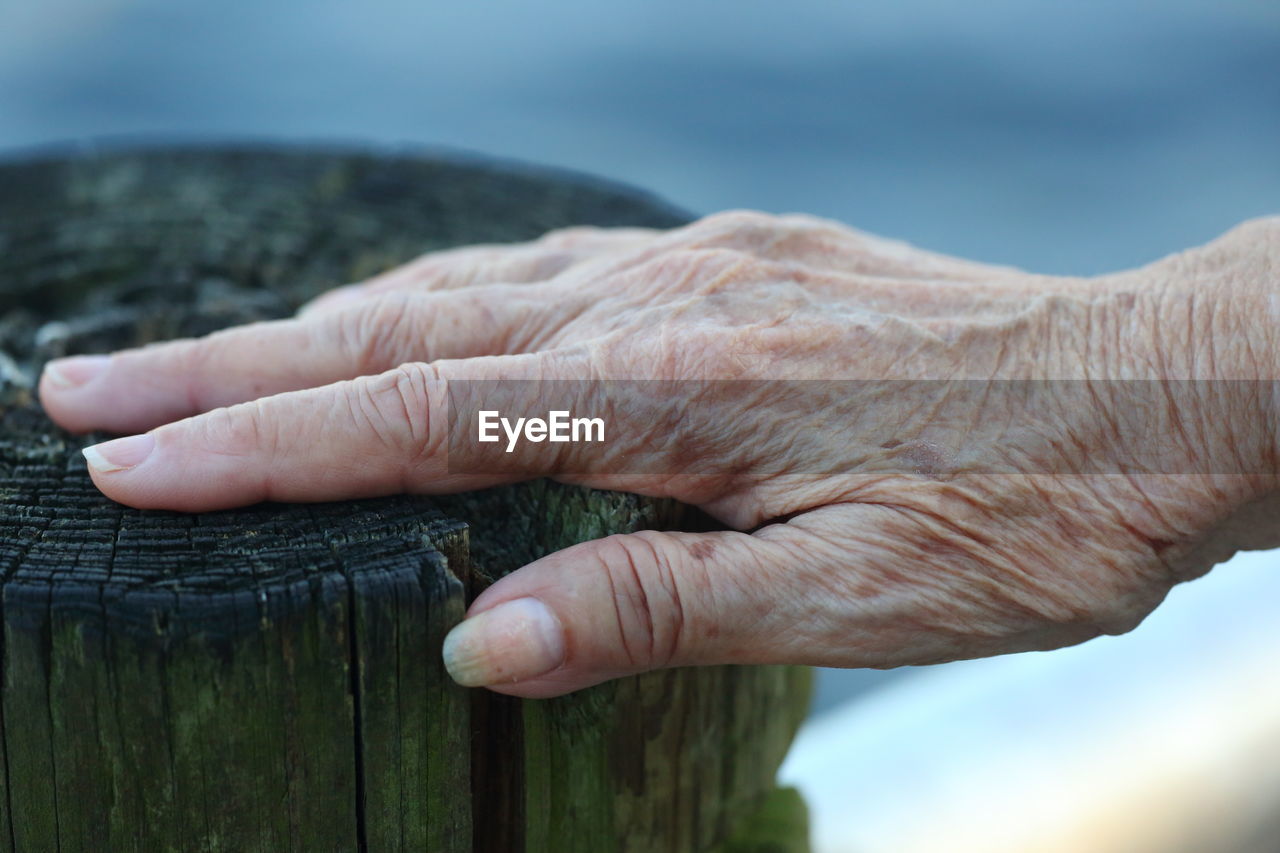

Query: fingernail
82;433;156;473
442;597;565;687
43;355;110;390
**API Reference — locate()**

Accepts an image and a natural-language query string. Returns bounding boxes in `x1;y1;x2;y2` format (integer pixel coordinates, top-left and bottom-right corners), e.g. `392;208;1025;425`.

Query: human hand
38;212;1280;697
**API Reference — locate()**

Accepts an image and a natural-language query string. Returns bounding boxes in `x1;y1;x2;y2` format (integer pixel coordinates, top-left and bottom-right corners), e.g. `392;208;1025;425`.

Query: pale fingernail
442;597;565;687
82;433;156;473
42;355;110;390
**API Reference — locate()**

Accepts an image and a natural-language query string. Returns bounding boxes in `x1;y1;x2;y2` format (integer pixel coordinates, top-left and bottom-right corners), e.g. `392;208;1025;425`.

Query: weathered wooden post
0;146;811;852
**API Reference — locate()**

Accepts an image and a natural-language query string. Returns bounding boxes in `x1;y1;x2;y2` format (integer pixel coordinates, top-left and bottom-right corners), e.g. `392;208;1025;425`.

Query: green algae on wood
0;145;810;851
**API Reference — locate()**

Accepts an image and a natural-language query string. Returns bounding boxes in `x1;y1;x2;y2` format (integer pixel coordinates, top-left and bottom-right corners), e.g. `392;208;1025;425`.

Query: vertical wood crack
344;574;370;853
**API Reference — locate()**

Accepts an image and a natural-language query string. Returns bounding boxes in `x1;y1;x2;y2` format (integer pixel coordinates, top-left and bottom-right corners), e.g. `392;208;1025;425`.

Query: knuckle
350;362;442;465
195;399;275;456
774;211;832;231
328;293;422;373
519;248;578;280
594;532;690;670
167;333;234;411
698;209;773;234
407;257;458;286
409;253;483;290
696;210;851;261
690;210;785;251
539;226;605;249
629;247;755;297
591;300;735;381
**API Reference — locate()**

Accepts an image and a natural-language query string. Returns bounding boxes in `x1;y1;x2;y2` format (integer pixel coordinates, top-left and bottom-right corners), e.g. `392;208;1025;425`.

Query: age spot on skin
688;540;716;561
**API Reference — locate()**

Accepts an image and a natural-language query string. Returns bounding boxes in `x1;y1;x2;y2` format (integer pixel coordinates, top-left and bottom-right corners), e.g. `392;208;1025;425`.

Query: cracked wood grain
0;146;808;852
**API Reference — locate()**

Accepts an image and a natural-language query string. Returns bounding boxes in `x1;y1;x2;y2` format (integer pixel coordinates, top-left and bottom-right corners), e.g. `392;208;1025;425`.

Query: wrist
1153;218;1280;551
1183;219;1280;486
1078;219;1280;566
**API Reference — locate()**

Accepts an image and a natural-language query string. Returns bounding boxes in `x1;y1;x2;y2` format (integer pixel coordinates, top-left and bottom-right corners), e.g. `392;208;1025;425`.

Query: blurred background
2;2;1278;850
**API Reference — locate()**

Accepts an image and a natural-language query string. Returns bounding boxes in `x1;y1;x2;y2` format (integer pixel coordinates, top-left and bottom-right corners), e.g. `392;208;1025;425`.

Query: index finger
78;351;615;511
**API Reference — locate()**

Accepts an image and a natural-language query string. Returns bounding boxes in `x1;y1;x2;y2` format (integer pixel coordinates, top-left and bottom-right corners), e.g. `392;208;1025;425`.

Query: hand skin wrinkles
38;210;1280;697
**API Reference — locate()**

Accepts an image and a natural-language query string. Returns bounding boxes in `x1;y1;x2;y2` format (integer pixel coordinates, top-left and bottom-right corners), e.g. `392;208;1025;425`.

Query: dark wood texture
0;145;810;852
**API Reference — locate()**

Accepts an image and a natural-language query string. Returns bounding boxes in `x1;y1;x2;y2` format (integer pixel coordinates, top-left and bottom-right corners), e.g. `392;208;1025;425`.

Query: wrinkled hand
39;212;1280;697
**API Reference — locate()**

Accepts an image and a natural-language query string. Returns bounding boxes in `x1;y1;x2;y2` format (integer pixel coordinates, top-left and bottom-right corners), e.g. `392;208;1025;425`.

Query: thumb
441;528;792;698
